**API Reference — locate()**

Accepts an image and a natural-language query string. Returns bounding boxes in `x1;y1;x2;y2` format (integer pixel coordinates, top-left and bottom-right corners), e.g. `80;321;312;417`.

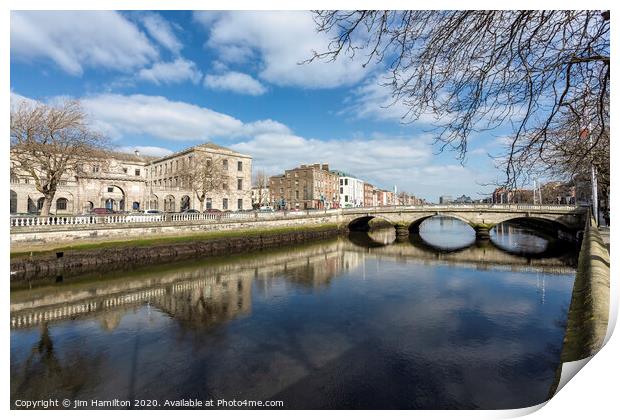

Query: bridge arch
488;214;577;231
347;215;397;232
408;213;477;233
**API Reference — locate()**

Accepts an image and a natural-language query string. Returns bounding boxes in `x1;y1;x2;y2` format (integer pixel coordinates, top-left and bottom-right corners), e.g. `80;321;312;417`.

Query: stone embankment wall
10;224;344;282
547;216;610;400
560;216;610;361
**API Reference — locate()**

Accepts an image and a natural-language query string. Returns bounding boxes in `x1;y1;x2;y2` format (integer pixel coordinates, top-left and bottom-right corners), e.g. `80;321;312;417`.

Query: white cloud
140;13;183;54
11;11;158;75
138;58;202;85
10;91;40;110
346;72;450;124
80;94;244;141
231;133;495;200
117;145;173;158
204;71;267;95
194;11;371;89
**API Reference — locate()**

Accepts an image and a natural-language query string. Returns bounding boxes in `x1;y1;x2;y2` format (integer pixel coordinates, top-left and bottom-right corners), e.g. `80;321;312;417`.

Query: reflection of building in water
254;242;363;290
11;238;360;330
154;276;253;330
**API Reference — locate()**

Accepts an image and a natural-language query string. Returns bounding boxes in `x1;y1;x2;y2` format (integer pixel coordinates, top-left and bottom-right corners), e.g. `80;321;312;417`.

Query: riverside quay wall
548;214;610;398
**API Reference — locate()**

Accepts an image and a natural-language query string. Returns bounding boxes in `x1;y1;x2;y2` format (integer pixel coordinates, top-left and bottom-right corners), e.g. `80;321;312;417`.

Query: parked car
181;209;200;213
204;208;222;214
258;206;274;212
91;208;115;215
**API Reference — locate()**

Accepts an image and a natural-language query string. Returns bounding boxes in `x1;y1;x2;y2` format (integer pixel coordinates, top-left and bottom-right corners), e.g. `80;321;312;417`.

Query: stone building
269;163;339;210
10;142;252;215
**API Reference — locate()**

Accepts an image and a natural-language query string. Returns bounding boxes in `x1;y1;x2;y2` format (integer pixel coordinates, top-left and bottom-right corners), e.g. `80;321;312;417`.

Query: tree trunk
40;195;54;216
198;197;204;212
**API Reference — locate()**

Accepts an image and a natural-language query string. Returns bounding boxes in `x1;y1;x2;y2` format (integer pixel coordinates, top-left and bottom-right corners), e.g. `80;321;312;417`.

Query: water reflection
418;216;476;250
11;223;577;409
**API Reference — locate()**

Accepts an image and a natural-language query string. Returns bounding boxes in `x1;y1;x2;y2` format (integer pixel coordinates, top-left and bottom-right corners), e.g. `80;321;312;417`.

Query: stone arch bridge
341;205;587;239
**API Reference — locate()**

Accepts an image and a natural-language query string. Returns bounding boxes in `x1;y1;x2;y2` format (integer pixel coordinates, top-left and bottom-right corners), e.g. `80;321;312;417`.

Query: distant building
333;171;364;208
439;195;453;204
453;194;473;204
385;190;396;206
492;187;534;204
269;163;339;210
363;183;375;207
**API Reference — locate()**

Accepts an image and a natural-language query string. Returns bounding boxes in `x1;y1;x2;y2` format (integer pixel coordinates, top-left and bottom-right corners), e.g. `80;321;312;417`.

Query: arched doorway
101;185;126;212
180;195;191;211
132;201;140;211
164;195;176;212
85;201;94;213
10;190;17;214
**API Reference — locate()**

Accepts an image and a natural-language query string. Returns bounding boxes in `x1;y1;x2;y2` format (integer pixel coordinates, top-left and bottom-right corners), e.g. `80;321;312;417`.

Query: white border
3;2;617;419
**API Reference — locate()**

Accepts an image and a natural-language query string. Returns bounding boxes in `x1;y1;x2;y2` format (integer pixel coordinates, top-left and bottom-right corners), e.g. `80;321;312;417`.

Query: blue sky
10;10;511;202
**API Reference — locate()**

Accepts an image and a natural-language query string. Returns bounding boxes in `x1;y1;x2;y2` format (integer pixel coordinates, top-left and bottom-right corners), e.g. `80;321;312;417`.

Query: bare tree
10;99;108;216
181;154;230;211
253;169;270;208
308;11;610;189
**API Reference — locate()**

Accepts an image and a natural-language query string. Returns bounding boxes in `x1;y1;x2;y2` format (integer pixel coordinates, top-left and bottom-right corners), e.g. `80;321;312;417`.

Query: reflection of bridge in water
348;230;576;275
11;231;575;330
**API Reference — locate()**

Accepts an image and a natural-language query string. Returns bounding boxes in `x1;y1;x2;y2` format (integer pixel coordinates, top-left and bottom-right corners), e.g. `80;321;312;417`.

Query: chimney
321;163;329;171
134;149;140;157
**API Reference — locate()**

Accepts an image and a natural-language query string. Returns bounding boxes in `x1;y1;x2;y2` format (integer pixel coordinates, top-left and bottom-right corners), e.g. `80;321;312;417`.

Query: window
237;199;243;210
295;190;299;199
92;165;100;173
222;198;228;210
135;169;141;176
223;182;228;190
345;195;349;202
223;159;228;170
10;175;19;184
237;161;243;171
56;198;68;211
122;167;128;174
340;187;343;194
206;198;212;209
59;180;67;186
340;179;343;185
345;179;348;186
237;178;243;190
107;187;114;193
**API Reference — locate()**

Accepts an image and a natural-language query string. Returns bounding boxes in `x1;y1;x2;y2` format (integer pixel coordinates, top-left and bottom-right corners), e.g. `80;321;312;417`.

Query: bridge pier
471;224;494;241
394;223;409;237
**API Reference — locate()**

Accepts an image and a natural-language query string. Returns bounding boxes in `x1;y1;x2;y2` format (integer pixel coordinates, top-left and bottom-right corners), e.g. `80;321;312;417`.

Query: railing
10;204;582;229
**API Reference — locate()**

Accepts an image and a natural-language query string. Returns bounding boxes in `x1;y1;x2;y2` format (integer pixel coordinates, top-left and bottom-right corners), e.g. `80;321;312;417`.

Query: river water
10;217;578;409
